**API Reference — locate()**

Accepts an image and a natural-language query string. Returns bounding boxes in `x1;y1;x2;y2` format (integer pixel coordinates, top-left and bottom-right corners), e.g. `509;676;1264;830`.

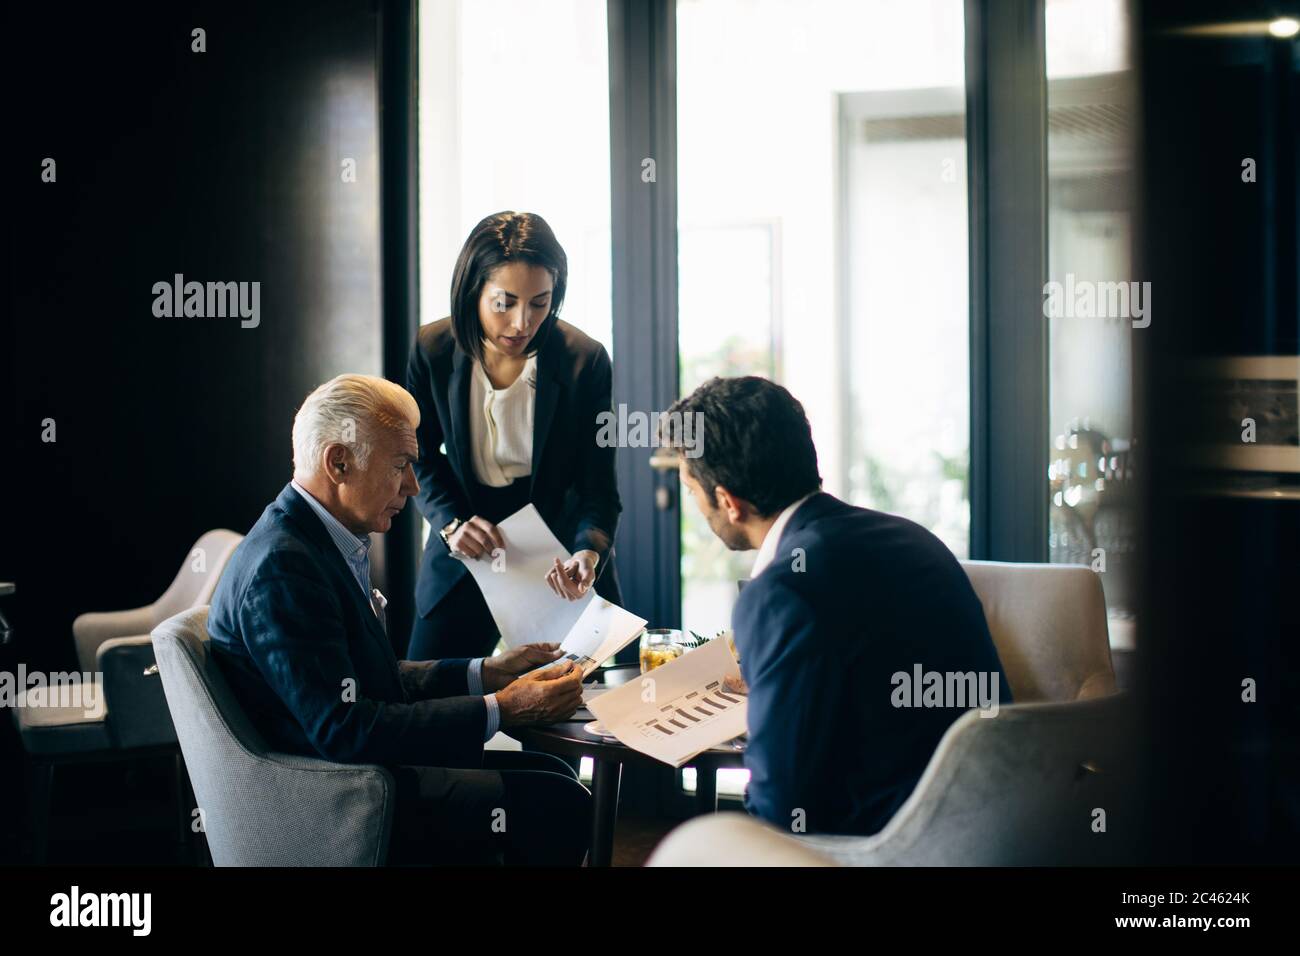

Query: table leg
695;766;717;815
589;757;622;867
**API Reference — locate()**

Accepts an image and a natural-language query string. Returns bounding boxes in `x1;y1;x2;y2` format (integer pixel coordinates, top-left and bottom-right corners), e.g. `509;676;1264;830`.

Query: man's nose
402;463;420;497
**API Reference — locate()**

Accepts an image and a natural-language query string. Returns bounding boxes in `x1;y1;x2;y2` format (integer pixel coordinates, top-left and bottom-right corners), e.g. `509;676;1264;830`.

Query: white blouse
469;355;537;487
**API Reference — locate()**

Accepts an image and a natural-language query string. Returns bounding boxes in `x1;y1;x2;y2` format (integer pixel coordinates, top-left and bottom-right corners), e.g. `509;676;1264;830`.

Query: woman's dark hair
661;376;822;517
449;211;568;363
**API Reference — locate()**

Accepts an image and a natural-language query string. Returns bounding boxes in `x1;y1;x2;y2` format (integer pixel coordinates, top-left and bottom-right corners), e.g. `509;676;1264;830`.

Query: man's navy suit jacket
733;492;1012;836
208;484;487;769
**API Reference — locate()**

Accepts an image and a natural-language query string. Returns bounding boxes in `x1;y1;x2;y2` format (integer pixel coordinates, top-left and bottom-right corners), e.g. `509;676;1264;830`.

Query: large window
414;0;1135;649
676;0;969;636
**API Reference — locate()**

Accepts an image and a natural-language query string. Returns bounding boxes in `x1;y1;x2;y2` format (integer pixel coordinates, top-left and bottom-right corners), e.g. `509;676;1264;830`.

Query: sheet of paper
588;636;748;767
457;503;593;648
553;598;648;677
525;598;648;678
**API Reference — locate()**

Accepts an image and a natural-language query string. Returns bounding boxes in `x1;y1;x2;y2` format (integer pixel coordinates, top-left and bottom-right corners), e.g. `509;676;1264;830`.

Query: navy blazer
405;317;622;617
733;492;1012;836
208;483;487;769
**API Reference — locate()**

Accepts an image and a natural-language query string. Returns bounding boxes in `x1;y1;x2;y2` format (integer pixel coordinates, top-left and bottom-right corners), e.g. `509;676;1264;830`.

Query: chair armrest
97;635;177;748
74;606;156;672
647;813;839;867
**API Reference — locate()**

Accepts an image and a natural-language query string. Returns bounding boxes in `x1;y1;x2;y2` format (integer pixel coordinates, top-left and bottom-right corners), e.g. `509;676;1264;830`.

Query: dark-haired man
662;376;1011;836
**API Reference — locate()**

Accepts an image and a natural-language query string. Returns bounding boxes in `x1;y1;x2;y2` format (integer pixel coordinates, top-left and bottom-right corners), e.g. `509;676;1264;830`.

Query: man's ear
714;485;745;523
322;444;350;486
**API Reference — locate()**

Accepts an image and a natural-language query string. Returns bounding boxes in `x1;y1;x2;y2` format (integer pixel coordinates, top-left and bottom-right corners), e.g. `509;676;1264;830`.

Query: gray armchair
653;694;1133;866
151;606;396;866
11;528;242;862
650;561;1133;867
960;560;1118;702
71;528;245;674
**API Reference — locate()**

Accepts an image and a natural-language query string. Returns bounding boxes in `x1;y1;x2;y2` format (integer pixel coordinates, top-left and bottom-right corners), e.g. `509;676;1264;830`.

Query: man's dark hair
662;376;822;517
449;211;567;363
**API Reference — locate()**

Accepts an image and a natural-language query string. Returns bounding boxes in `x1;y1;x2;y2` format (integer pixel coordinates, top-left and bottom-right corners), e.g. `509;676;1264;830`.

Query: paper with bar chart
456;503;594;648
587;635;748;767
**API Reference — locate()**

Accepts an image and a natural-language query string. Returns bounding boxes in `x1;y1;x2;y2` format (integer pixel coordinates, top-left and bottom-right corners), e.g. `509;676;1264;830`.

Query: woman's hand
447;516;505;560
546;550;599;601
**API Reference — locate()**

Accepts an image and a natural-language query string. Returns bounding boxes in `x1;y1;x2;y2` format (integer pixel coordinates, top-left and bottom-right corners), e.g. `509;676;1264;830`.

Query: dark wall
6;0;385;672
1138;0;1300;862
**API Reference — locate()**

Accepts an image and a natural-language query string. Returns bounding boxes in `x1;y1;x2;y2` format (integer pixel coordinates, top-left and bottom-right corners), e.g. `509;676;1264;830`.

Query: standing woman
405;211;622;661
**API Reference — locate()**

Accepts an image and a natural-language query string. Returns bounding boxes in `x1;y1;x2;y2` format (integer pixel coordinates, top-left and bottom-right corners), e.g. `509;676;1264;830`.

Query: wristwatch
438;517;464;551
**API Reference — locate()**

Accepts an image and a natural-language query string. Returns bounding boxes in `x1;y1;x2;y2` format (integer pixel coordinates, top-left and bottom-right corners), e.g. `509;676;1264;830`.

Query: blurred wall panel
6;0;383;668
1138;0;1300;862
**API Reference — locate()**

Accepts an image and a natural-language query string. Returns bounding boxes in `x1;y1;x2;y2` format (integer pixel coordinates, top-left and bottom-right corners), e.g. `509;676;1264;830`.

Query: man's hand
546;550;598;601
447;515;505;560
495;660;585;727
481;642;564;693
722;673;749;696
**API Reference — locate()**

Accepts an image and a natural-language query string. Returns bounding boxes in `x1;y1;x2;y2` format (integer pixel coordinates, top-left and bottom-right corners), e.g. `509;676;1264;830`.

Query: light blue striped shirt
290;481;499;740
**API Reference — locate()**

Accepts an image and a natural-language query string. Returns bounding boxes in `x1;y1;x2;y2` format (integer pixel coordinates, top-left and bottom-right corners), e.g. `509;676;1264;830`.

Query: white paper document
588;635;748;767
456;503;594;648
458;505;646;667
532;596;648;678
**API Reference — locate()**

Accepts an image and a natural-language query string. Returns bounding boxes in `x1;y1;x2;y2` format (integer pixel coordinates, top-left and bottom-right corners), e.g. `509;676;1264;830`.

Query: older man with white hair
208;374;591;865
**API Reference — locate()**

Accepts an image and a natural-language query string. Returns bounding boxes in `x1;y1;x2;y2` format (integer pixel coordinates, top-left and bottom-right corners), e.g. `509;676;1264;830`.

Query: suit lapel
277;485;400;667
529;336;562;499
349;563;395;663
448;346;476;506
358;590;400;669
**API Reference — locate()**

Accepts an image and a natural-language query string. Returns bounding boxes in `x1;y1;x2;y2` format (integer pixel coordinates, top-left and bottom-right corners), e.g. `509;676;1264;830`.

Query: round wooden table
505;665;747;867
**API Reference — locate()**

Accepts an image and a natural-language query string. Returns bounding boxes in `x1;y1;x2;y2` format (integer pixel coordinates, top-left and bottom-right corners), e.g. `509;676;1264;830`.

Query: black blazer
208;483;488;770
733;492;1012;836
405;317;622;618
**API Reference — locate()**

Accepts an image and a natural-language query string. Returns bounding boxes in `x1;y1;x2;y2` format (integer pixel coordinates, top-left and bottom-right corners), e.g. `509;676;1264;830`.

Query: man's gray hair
292;374;420;475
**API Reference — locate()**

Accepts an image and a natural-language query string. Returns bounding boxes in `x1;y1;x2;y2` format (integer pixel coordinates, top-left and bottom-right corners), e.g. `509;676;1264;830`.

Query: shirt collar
750;492;816;578
290;479;371;565
475;353;537;392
